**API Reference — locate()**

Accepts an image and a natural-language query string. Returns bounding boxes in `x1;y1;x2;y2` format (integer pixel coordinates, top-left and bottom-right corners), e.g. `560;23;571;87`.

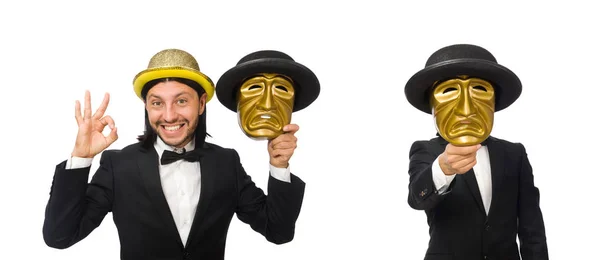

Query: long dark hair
137;77;210;149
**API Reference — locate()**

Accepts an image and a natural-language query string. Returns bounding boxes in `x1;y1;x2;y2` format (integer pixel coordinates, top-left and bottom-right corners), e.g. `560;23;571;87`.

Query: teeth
260;115;271;119
164;125;181;131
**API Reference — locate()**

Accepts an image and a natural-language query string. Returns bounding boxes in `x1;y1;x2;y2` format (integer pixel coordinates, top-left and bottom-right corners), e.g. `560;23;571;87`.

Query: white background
1;0;598;259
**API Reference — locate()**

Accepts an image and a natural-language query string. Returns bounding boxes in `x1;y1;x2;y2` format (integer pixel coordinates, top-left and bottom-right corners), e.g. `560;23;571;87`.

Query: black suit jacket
407;136;548;260
43;141;306;260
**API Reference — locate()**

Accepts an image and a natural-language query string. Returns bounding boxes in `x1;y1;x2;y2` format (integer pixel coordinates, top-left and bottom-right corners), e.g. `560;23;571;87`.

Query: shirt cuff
66;156;94;170
269;164;291;183
432;157;456;193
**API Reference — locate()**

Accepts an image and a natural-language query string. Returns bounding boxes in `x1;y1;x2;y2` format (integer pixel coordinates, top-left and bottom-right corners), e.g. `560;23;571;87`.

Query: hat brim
216;58;320;112
133;67;215;102
405;59;522;114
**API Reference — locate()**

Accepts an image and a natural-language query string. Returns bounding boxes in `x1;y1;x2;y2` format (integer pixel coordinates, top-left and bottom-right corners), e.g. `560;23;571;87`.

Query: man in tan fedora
42;49;306;260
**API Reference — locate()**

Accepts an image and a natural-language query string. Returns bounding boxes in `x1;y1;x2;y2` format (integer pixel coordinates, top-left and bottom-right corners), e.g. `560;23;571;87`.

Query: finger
270;138;297;150
445;151;477;164
100;115;116;128
447;153;477;165
74;100;83;125
271;148;295;158
283;124;300;134
84;90;92;120
456;160;478;174
271;141;297;150
105;127;119;145
269;134;297;146
268;136;282;149
93;92;110;120
447;149;477;157
267;139;275;152
447;144;481;156
450;156;477;170
448;144;481;155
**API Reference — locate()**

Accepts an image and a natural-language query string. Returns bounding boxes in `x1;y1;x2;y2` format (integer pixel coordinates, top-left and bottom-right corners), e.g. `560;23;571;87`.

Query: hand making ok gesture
71;90;118;158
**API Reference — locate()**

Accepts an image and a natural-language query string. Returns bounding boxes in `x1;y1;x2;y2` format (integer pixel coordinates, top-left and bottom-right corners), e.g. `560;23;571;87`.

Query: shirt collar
154;137;195;159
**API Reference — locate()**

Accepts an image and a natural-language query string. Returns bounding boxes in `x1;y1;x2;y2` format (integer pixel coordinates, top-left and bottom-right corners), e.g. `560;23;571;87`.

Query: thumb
283;124;300;134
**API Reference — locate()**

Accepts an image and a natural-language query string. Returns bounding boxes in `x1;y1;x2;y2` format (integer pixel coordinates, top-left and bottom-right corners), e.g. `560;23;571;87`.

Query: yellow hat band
133;67;215;102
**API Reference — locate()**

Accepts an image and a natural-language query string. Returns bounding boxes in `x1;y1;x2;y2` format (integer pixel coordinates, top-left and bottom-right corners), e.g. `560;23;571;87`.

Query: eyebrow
148;91;193;99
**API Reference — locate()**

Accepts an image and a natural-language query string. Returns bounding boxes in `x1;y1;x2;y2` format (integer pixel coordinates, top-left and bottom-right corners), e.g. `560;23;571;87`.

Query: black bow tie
160;149;202;165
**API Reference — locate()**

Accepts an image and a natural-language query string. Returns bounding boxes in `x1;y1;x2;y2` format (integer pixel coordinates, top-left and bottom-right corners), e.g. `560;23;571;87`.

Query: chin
244;128;281;139
158;134;187;146
449;136;485;146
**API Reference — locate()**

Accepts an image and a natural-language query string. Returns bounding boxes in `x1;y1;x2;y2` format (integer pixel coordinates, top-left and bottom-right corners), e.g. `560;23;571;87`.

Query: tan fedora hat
133;49;215;102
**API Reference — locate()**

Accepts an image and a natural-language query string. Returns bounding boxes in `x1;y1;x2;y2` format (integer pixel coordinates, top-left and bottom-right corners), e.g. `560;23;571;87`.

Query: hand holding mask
405;44;522;146
216;50;320;140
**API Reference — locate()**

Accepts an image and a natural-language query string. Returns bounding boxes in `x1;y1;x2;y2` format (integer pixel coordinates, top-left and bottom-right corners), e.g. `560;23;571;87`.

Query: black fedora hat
405;44;522;114
216;50;320;112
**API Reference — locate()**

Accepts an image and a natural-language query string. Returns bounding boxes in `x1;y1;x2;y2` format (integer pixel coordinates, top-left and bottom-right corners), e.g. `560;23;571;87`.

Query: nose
163;103;177;122
256;87;276;111
455;87;475;117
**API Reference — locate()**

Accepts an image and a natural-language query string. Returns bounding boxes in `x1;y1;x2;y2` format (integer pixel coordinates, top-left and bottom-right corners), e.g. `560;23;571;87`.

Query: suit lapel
185;144;216;248
485;137;505;218
461;169;486;215
137;146;184;248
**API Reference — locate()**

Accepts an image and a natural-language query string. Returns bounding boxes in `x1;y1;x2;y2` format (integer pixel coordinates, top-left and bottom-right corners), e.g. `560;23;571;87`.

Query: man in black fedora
404;44;548;260
216;50;320;141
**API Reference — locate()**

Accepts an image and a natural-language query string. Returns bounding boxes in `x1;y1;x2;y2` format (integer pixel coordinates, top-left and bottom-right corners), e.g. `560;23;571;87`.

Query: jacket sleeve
407;141;454;210
43;151;115;249
233;149;306;245
517;144;549;260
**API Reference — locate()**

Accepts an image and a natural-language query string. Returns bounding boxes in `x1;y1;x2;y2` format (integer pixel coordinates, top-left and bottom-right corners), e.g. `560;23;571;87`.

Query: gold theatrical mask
237;73;295;139
431;76;495;146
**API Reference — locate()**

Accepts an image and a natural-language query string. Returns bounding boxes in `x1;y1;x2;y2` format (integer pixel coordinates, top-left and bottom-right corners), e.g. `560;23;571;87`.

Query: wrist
270;160;288;168
71;151;92;159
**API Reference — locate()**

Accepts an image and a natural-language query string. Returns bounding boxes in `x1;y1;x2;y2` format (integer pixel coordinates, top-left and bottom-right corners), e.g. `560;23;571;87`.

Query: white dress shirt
432;145;492;215
65;138;292;245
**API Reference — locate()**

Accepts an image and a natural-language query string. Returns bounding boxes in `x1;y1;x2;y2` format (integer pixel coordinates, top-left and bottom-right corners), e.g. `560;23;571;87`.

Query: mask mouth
249;112;282;131
447;119;486;138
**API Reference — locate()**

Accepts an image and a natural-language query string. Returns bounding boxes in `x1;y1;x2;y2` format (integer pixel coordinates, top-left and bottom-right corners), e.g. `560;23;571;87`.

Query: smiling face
145;80;207;148
236;73;295;139
430;76;495;146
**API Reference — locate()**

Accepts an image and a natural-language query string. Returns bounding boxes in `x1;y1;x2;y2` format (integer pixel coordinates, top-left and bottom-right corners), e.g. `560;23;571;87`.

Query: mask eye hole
443;87;457;94
275;85;288;92
473;85;487;92
249;85;261;90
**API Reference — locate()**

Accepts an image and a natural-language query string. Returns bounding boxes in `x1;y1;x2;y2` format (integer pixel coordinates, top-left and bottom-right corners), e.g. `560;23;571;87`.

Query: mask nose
256;87;276;111
455;87;476;117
